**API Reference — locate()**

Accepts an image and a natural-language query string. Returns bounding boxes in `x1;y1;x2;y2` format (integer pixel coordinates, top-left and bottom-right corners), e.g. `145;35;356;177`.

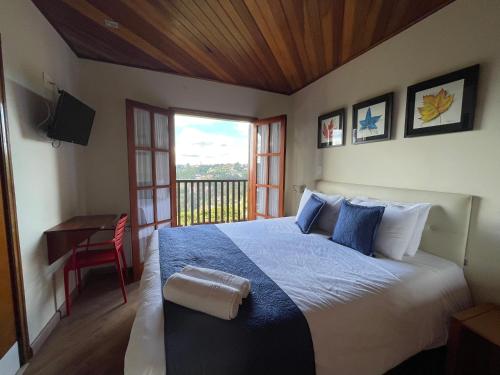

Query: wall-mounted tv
48;90;95;146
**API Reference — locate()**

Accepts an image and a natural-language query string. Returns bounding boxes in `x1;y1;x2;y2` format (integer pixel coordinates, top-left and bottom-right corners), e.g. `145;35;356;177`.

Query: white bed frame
315;180;472;266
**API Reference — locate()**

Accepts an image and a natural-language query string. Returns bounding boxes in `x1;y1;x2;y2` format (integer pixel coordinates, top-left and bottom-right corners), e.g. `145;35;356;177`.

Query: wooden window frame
126;99;177;280
248;115;286;220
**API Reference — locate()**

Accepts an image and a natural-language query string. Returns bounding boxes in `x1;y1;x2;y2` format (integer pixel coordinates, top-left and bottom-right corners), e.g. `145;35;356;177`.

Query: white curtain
134;108;151;147
136;151;152;187
270;122;280;152
257;124;269;153
256;187;266;215
137;190;154;225
154;113;169;149
155;151;170;185
157;188;171;221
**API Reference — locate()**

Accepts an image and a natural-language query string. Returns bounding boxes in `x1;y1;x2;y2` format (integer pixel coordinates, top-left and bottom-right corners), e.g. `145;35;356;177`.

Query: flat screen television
48;90;95;146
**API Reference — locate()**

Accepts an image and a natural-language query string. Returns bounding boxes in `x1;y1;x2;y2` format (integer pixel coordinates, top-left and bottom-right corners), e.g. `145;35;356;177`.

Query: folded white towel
181;265;251;299
163;273;241;320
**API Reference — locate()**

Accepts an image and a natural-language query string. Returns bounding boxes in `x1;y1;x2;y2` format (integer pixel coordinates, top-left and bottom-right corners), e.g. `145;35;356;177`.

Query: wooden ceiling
32;0;453;95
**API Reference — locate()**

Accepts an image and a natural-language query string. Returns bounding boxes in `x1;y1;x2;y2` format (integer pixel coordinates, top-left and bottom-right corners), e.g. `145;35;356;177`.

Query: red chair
64;214;128;316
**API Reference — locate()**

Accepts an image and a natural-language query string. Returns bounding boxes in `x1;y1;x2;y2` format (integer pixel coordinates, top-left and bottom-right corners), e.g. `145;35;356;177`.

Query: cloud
193;141;213;147
175;114;250;165
181;154;200;158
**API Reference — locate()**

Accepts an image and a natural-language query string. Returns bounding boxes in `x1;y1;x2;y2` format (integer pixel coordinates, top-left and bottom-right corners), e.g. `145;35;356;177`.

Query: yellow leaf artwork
417;88;454;123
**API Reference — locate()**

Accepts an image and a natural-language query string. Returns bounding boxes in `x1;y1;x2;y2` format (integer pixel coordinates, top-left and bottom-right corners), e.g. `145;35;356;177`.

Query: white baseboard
28;266;130;355
30;268;90;355
30;283;79;355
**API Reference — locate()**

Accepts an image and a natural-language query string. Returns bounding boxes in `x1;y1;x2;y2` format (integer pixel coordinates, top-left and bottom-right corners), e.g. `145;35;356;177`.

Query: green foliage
177;203;247;226
176;163;248;180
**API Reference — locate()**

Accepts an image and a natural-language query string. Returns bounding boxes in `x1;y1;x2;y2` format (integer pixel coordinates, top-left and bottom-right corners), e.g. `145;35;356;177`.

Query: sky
174;114;250;165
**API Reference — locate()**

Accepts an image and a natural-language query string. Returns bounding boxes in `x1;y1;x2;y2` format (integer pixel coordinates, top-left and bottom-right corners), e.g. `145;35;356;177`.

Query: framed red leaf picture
318;108;345;148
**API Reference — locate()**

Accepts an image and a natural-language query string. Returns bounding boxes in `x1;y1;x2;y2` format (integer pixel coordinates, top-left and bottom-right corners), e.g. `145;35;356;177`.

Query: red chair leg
119;248;128;281
64;264;71;316
115;256;127;304
77;267;82;293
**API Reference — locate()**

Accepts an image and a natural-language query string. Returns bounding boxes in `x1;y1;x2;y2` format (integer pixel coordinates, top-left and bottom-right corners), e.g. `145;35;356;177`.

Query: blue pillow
331;200;385;256
296;194;326;234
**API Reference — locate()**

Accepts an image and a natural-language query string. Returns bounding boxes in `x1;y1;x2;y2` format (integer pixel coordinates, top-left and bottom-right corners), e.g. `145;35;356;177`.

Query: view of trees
176;163;248;180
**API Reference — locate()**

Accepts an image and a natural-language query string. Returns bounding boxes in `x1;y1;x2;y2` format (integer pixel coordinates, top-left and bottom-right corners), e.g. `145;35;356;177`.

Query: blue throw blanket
159;225;315;375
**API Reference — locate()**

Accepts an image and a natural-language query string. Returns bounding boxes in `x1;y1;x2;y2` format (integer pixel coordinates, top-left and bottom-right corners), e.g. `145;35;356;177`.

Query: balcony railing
176;179;248;226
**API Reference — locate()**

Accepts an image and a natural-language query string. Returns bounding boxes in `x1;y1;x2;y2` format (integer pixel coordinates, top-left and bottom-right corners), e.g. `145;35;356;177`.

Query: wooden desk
44;215;117;264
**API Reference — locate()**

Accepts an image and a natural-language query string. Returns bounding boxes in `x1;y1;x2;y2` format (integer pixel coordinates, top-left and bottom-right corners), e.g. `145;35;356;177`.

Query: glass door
249;115;286;220
126;100;176;279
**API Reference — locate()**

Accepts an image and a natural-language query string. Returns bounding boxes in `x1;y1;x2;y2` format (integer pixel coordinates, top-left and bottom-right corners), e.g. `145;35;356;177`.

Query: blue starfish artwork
359;108;381;131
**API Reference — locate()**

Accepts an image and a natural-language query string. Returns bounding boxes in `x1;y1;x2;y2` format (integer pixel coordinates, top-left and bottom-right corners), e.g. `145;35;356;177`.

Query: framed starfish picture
405;65;479;137
318;108;345;148
352;93;393;144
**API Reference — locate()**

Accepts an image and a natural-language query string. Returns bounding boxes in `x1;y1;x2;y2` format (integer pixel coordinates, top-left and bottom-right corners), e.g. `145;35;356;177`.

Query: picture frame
404;64;479;138
352;92;393;144
317;108;345;148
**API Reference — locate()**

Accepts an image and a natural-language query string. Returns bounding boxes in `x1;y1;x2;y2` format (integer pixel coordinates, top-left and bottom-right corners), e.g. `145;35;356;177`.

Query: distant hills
176;163;248;180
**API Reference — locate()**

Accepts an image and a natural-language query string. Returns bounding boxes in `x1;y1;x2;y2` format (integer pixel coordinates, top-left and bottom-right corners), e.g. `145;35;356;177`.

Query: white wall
0;343;19;375
287;0;500;304
0;0;86;346
78;60;290;262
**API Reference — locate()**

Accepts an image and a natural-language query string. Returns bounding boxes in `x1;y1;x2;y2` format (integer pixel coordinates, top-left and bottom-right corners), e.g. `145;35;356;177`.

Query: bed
125;181;473;375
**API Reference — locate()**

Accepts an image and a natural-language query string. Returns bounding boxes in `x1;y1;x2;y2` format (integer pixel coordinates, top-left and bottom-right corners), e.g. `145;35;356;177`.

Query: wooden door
0;35;26;362
248;115;286;220
126;100;177;280
0;180;16;359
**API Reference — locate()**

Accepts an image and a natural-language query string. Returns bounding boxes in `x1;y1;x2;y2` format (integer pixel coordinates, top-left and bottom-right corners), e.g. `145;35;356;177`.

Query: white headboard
315;180;472;266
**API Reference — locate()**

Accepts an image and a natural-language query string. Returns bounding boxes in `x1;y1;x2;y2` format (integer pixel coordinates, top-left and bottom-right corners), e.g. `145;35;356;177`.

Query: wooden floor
25;272;140;375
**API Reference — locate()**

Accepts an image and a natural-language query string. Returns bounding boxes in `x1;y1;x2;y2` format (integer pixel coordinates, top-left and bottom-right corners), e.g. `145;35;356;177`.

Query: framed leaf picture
405;65;479;137
352;93;393;144
318;108;345;148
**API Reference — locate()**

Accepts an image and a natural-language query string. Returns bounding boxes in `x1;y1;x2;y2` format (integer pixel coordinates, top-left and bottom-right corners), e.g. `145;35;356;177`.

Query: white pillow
350;198;420;260
296;188;344;233
352;197;432;256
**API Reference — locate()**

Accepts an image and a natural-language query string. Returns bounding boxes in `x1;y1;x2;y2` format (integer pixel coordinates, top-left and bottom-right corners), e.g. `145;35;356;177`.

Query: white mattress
125;217;471;375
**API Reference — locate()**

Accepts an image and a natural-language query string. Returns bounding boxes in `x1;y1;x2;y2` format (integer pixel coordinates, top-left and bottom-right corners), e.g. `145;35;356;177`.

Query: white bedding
125;217;471;375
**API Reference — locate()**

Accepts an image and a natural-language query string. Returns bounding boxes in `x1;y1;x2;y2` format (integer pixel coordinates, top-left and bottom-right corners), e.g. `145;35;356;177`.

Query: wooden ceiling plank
88;0;217;79
279;0;315;83
130;0;237;84
197;0;270;89
348;0;373;59
384;0;413;37
370;0;399;45
340;0;356;63
61;24;164;70
216;0;288;93
318;0;335;72
332;0;345;68
244;0;304;90
33;0;168;70
358;0;385;53
61;0;192;75
169;0;260;87
225;0;292;93
210;0;292;92
303;0;326;77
